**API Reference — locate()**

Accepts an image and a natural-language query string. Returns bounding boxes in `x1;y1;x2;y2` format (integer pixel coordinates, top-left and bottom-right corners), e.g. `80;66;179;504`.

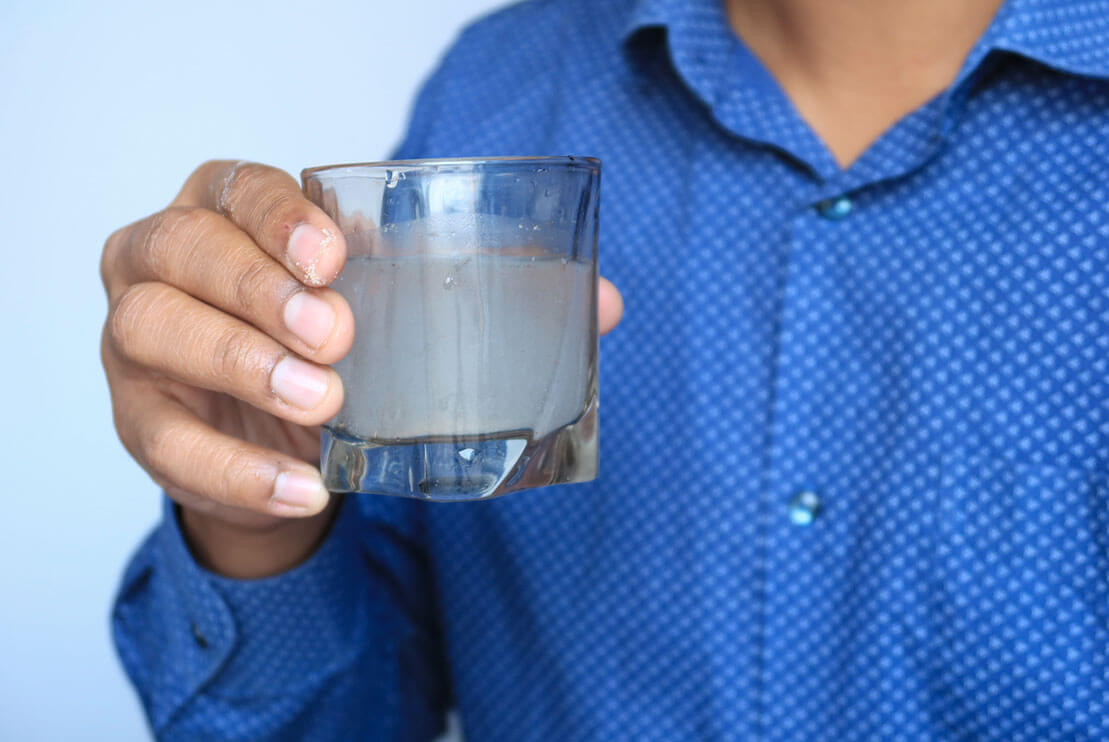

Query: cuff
114;494;369;730
199;495;372;699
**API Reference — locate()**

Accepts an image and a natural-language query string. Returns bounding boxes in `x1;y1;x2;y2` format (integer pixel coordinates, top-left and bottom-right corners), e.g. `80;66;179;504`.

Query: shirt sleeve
111;493;448;741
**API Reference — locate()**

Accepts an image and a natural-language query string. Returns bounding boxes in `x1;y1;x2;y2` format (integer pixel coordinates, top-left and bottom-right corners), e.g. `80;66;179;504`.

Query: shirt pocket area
932;453;1109;738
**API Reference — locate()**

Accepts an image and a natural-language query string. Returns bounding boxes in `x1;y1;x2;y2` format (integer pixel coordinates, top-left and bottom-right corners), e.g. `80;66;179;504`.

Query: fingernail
271;469;328;511
271;356;330;410
283;291;336;349
288;223;333;283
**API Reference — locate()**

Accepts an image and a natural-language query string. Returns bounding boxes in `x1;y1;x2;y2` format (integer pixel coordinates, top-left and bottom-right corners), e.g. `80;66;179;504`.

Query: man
103;0;1109;738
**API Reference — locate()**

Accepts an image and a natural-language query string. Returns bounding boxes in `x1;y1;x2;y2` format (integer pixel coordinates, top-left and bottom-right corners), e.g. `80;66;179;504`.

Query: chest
422;50;1109;738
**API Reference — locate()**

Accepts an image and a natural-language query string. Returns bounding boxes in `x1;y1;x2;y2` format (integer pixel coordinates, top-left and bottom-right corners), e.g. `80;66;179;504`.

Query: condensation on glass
302;157;600;501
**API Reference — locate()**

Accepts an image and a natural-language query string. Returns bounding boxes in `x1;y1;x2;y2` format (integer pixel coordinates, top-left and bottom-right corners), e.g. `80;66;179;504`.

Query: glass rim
302;155;601;181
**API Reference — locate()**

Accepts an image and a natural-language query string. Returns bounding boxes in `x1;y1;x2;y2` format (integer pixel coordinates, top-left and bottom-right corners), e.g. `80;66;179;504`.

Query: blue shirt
112;0;1109;739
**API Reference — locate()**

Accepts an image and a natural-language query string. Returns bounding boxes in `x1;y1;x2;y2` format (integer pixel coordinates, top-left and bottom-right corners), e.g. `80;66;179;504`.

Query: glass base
321;397;598;501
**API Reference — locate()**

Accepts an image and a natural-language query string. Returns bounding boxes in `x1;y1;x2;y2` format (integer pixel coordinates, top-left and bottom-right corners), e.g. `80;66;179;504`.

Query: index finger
174;160;346;287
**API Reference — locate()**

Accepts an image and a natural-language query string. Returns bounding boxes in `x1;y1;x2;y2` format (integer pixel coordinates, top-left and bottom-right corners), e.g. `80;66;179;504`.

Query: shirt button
815;195;852;220
788;490;822;526
191;621;209;649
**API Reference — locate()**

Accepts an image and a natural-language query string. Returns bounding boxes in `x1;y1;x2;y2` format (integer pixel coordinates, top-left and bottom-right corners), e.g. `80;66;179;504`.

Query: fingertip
309;364;345;424
268;355;344;427
283;287;355;365
269;467;330;516
313;225;348;286
598;277;624;335
309;288;356;365
287;222;347;287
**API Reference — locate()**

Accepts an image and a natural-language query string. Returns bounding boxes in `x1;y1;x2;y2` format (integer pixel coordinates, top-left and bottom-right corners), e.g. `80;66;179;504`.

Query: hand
101;160;624;578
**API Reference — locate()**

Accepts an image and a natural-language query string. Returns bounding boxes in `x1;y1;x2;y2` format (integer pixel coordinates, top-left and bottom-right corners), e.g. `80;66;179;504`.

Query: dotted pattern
112;0;1109;739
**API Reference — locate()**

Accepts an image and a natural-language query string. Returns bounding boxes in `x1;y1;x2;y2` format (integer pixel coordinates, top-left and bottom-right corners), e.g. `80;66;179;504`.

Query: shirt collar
619;0;1109;183
621;0;1109;81
974;0;1109;80
623;0;841;176
620;0;675;40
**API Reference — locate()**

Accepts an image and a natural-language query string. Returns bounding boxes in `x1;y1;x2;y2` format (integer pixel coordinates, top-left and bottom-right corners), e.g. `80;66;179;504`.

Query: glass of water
302;157;600;501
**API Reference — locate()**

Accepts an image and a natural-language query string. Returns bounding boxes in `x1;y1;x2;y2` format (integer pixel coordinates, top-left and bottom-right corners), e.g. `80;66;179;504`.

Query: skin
100;161;624;578
726;0;1007;167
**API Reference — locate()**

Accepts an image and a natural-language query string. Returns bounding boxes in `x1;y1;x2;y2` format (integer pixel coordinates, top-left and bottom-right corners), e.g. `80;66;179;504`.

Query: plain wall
0;1;503;738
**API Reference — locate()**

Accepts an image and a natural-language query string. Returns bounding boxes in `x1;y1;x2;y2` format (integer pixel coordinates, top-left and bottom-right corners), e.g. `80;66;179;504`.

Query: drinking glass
302;157;600;501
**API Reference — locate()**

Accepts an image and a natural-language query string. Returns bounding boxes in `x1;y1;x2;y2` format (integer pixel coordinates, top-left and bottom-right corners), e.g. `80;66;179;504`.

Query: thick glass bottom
321;397;598;501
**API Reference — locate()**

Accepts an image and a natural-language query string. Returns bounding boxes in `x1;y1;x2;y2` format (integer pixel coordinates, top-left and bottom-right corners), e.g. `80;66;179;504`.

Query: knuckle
218;162;267;215
112;398;146;465
233;254;282;316
219;447;268;504
100;225;129;291
222;163;302;230
257;190;303;234
101;355;132;437
213;323;266;384
180;160;233;206
142;206;215;277
196;158;235;177
99;324;119;377
108;282;161;357
140;418;189;477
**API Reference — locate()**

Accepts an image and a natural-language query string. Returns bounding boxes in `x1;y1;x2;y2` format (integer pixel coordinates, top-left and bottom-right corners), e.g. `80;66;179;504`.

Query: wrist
180;496;342;579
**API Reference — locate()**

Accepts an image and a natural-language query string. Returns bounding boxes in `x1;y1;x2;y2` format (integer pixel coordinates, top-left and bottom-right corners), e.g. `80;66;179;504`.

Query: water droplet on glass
532;224;541;231
385;170;405;189
457;448;477;463
544;189;551;197
443;275;456;289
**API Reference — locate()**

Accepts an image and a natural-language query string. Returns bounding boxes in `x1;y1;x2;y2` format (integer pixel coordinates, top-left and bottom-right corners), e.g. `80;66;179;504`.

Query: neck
725;0;1006;167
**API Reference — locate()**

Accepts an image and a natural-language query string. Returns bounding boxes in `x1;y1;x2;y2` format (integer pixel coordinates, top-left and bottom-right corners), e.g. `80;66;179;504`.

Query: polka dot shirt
113;0;1109;738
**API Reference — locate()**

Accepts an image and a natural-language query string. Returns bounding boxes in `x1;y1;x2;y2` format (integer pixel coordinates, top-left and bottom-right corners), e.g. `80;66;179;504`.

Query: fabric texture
113;0;1109;738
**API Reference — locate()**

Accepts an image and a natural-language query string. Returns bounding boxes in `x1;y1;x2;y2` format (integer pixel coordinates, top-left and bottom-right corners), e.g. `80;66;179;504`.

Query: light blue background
0;1;501;737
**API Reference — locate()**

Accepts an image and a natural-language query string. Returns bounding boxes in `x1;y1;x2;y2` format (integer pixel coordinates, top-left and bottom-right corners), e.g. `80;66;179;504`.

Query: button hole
191;622;209;649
